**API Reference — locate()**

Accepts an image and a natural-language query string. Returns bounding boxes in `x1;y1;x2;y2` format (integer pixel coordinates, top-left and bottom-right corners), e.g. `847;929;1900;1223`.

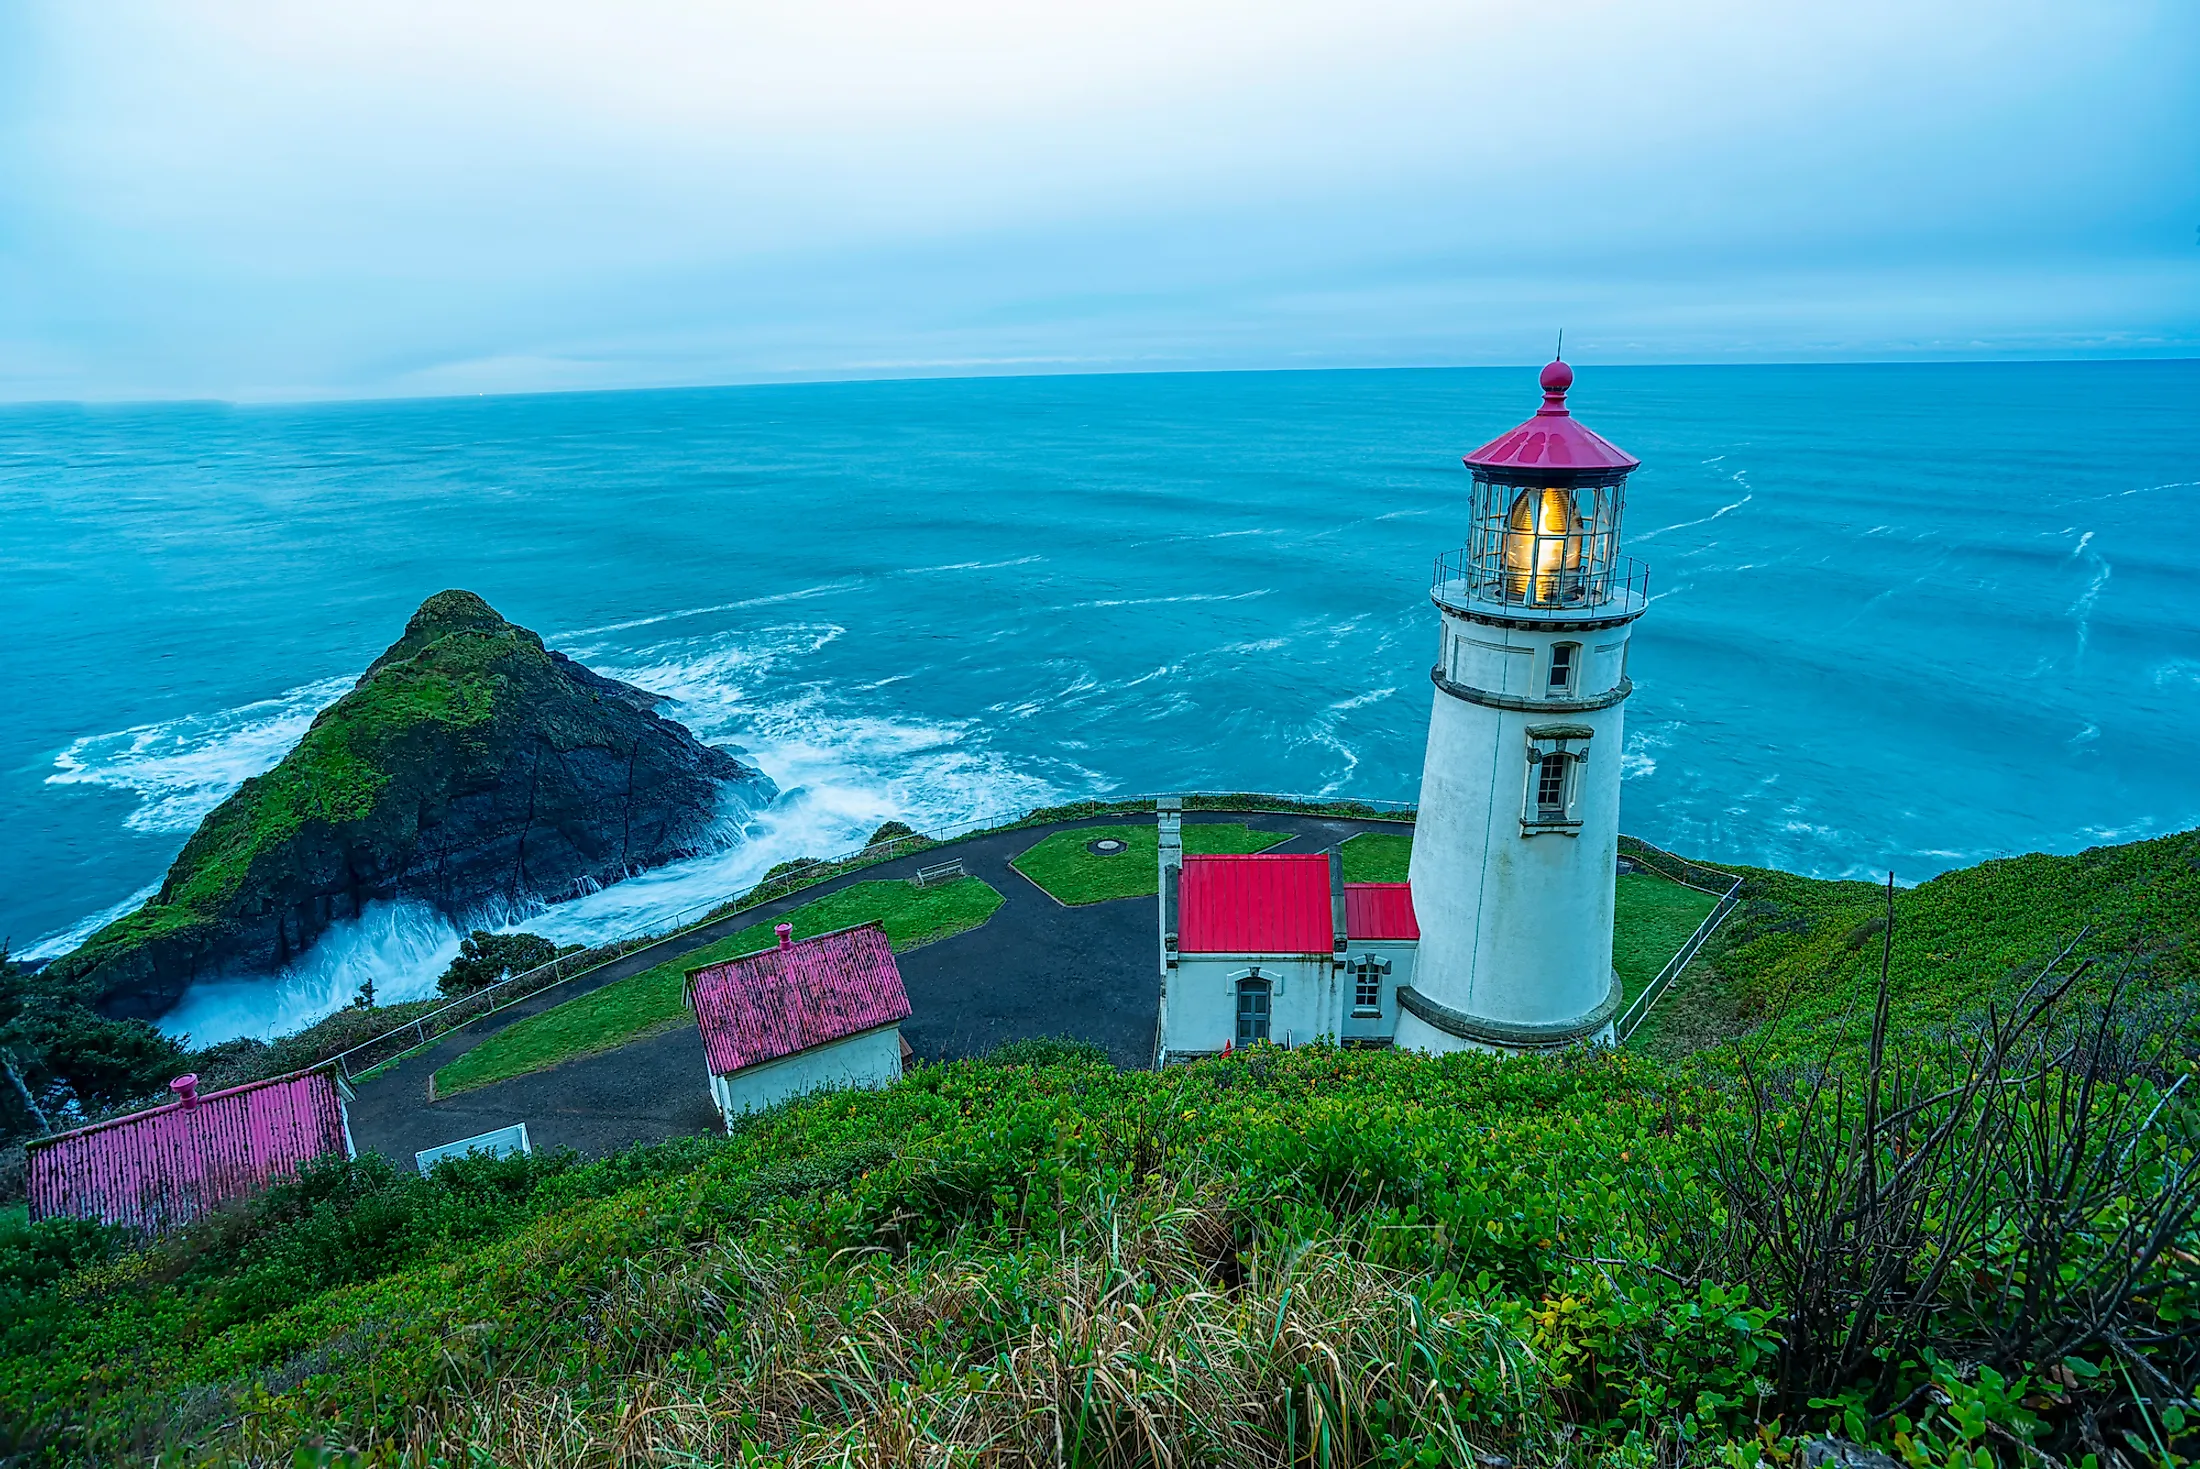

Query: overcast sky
2;0;2195;400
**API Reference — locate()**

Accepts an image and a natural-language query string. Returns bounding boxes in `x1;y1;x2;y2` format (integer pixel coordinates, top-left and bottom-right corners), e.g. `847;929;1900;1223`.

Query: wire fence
1611;836;1745;1043
325;790;1420;1081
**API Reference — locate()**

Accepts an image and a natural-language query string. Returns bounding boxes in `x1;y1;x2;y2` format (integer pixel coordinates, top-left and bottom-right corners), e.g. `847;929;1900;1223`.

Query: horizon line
2;351;2193;413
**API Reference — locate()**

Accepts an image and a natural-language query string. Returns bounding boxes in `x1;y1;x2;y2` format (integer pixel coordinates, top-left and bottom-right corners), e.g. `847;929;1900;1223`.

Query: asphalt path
348;811;1404;1169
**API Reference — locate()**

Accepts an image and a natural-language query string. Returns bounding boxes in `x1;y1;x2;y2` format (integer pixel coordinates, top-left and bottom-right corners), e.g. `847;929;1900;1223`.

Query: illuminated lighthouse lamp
1446;361;1640;610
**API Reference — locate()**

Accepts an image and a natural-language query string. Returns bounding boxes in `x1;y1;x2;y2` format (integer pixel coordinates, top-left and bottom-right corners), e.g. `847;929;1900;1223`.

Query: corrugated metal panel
689;922;912;1077
26;1068;352;1231
1178;854;1334;954
1346;882;1420;941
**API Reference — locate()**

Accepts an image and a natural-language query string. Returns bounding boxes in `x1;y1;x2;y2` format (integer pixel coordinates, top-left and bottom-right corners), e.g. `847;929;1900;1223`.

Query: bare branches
1712;918;2200;1460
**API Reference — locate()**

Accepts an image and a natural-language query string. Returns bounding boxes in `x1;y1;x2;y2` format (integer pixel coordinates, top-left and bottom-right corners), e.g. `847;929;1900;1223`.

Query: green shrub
435;930;582;997
983;1036;1110;1068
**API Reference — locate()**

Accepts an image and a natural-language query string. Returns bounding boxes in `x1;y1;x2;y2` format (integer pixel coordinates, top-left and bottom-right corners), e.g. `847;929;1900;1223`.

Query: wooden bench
913;860;965;888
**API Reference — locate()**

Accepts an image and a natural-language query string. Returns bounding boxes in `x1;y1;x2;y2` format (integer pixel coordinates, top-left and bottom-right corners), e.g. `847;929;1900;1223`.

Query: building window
1547;642;1579;696
1352;958;1383;1012
1535;754;1570;817
1236;977;1271;1046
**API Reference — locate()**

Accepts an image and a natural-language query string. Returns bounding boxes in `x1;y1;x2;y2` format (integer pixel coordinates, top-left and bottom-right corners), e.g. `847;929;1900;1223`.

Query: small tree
436;931;578;998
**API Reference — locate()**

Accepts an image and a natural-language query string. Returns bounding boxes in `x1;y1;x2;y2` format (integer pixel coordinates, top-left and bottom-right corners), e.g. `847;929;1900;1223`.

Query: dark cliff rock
48;591;776;1021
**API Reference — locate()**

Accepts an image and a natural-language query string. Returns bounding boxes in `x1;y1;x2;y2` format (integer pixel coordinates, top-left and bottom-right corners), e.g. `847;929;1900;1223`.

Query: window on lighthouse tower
1535;754;1570;817
1547;642;1579;696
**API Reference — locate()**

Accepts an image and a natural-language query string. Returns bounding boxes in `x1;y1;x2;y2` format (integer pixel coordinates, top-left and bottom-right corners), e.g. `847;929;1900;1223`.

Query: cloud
2;0;2195;398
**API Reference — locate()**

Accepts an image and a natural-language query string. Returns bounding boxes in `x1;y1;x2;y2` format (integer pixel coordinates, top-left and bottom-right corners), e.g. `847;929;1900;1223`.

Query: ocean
3;361;2195;1043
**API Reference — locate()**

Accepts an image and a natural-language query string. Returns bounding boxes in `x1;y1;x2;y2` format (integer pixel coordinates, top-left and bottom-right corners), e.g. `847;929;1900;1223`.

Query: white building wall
708;1024;904;1130
1400;610;1633;1053
1340;939;1418;1041
1162;954;1335;1057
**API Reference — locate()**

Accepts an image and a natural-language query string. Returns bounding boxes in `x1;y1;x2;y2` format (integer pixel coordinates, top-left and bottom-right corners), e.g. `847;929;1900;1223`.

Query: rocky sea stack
48;591;775;1020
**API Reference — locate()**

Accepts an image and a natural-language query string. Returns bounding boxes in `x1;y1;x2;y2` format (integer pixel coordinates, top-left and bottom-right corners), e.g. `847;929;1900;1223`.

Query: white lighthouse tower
1394;359;1648;1054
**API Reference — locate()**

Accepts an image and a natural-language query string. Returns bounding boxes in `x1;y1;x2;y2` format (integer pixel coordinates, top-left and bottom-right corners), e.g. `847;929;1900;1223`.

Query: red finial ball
1539;359;1573;395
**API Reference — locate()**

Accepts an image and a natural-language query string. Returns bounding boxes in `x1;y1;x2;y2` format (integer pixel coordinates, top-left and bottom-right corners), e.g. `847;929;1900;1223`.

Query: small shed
26;1066;356;1231
686;920;912;1130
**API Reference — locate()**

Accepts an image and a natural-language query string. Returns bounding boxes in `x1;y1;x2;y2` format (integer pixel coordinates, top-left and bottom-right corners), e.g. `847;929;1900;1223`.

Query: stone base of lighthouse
1396;600;1640;1056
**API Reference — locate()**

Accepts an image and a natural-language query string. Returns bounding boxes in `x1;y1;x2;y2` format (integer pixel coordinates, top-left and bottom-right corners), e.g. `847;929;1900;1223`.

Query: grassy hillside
5;830;2196;1465
1635;828;2200;1059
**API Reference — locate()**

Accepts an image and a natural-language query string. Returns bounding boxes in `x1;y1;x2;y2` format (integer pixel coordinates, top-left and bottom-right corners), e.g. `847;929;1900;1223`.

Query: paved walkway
349;811;1405;1169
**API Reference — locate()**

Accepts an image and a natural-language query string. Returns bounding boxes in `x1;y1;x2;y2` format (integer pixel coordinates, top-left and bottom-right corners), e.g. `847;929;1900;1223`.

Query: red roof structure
1178;854;1335;954
1345;882;1420;941
26;1067;353;1231
1464;360;1639;475
688;922;911;1077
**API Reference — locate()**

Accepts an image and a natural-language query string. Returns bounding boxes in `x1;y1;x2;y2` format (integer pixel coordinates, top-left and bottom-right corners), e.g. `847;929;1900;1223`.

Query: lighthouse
1394;359;1648;1054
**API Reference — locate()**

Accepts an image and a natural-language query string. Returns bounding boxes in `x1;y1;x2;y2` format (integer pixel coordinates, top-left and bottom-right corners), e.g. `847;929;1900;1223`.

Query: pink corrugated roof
1178;854;1335;955
1464;361;1640;474
26;1068;352;1231
1346;882;1420;941
688;922;911;1076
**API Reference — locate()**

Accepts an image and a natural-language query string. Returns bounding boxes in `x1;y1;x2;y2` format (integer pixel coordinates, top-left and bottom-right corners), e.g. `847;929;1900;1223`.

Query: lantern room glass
1465;474;1626;609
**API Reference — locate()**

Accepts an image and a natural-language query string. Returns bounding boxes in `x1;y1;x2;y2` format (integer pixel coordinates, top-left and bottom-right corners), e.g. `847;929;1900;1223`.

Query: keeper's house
27;1066;355;1231
1155;809;1420;1062
687;921;912;1130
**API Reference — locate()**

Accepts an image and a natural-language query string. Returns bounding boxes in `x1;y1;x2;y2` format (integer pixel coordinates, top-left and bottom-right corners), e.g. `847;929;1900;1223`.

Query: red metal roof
1178;854;1335;955
688;922;911;1077
1345;883;1420;941
1464;360;1640;474
26;1068;352;1231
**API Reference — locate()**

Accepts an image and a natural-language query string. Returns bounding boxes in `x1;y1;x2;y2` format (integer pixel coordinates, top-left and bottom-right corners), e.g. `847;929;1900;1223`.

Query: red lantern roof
1464;360;1639;474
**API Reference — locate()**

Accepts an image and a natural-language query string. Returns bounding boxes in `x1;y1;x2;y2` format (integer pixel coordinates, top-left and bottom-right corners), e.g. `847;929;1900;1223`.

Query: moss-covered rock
46;591;775;1020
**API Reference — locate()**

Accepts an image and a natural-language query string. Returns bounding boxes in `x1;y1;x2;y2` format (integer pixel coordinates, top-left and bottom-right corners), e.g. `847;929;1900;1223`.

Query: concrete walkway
348;811;1404;1169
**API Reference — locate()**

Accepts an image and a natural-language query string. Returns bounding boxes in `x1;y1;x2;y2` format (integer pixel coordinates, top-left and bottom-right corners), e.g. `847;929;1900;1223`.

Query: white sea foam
158;900;466;1047
901;555;1046;574
19;882;162;962
1065;590;1274;611
1633;491;1754;544
1621;729;1668;781
45;676;352;835
2065;529;2111;662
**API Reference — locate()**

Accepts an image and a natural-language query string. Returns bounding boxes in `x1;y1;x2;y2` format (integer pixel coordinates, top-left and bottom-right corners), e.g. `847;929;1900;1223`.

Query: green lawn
432;877;1004;1097
1339;831;1413;882
1011;822;1288;905
1610;872;1721;1002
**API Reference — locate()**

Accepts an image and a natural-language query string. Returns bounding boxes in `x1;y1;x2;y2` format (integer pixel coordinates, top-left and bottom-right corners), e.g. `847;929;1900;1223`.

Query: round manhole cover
1087;838;1129;856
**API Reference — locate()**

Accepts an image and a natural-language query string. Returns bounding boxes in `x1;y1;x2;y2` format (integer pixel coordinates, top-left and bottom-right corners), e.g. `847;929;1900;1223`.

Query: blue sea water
2;361;2195;1042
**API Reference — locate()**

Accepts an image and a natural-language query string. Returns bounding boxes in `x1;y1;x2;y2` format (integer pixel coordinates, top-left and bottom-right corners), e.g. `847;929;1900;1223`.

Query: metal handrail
1432;549;1650;614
